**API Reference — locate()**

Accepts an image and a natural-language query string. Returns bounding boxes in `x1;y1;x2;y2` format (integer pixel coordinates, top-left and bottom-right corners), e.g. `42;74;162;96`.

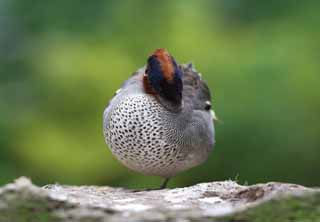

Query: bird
103;48;216;189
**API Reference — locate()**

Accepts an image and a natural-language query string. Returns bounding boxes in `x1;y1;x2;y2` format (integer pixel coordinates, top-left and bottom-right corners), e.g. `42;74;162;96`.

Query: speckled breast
104;94;182;177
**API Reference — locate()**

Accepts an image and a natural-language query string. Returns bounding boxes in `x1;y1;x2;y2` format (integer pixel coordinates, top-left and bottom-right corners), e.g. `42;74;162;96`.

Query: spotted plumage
103;49;215;188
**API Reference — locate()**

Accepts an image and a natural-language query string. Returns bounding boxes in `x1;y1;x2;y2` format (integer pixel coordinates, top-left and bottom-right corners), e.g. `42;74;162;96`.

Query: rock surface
0;177;319;222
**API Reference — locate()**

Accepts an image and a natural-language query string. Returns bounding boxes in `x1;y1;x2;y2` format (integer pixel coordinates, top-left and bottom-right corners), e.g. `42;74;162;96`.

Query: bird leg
159;178;170;189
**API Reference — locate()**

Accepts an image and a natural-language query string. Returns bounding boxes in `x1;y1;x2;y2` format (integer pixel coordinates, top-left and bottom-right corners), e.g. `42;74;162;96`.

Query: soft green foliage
0;0;319;187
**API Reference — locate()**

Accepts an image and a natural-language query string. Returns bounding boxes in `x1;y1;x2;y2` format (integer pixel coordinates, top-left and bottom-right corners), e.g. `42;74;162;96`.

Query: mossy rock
0;178;319;222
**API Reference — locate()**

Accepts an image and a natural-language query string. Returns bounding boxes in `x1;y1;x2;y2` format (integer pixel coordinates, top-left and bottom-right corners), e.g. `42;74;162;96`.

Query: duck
103;48;216;189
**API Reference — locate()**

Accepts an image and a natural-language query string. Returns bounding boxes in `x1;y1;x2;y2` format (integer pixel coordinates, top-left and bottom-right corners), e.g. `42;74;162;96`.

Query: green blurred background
1;0;319;188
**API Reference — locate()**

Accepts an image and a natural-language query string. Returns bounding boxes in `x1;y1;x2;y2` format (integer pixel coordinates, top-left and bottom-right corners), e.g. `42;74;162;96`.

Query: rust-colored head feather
152;48;175;82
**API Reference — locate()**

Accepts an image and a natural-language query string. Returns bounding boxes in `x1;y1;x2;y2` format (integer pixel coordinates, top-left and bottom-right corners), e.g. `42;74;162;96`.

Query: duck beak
211;109;219;122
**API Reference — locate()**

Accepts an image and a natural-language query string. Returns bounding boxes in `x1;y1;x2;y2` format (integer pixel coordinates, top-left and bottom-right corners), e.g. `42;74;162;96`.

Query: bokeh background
1;0;319;188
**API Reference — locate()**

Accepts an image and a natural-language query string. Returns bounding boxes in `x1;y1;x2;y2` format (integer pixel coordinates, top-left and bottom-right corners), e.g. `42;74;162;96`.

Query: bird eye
205;101;212;110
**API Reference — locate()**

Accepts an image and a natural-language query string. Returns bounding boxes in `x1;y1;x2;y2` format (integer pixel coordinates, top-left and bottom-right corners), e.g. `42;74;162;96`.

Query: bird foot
131;187;167;192
131;178;170;192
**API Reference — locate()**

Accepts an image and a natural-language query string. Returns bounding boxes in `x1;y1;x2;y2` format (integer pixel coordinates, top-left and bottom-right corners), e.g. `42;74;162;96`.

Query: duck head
145;48;183;106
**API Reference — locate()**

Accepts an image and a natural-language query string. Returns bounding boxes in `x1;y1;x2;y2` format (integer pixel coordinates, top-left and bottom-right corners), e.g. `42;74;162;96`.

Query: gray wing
178;63;216;162
180;63;212;112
